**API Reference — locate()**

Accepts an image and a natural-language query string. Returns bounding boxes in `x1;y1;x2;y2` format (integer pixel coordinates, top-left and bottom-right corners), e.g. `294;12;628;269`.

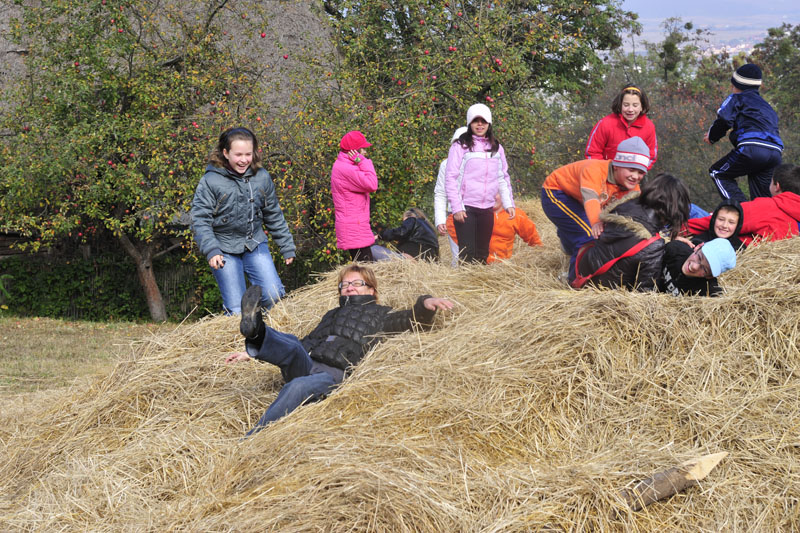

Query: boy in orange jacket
540;136;648;274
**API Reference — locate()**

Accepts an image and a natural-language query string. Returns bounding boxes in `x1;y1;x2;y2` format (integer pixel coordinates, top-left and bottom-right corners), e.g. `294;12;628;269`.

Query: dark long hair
610;84;650;116
404;207;435;233
458;124;500;155
638;173;689;239
208;127;263;171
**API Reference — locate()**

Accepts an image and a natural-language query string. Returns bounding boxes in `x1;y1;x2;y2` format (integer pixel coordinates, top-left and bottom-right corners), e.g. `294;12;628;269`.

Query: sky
621;0;800;47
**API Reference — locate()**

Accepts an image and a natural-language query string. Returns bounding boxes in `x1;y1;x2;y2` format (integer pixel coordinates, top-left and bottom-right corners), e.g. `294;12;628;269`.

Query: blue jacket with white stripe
708;89;783;151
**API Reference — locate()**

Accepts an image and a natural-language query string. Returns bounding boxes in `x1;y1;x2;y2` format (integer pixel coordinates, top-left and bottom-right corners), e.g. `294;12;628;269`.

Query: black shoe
240;285;264;339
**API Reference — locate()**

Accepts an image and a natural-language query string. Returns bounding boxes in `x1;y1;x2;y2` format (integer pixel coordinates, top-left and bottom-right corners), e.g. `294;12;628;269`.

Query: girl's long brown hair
208;127;263;172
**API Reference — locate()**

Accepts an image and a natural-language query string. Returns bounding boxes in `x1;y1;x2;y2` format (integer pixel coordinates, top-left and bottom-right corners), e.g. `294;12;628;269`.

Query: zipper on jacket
246;178;255;239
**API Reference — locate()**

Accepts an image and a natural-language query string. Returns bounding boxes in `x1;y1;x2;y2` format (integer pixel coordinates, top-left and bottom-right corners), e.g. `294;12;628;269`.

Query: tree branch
152;240;185;260
205;0;230;32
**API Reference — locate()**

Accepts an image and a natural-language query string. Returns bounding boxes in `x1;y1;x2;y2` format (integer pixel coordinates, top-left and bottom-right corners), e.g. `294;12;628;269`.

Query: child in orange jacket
541;136;649;275
447;195;542;263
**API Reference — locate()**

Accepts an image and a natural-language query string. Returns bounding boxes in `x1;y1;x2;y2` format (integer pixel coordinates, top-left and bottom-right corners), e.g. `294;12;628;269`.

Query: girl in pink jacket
445;104;515;263
331;130;378;261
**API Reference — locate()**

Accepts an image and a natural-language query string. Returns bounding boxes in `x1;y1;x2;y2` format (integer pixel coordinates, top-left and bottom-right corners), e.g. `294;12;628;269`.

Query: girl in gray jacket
191;127;296;314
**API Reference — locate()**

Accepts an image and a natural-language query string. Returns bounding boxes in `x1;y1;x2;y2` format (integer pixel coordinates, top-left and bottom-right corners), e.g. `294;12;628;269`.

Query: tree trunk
117;233;167;322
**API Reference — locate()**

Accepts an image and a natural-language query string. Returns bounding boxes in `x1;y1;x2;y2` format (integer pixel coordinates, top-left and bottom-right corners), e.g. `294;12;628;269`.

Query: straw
1;199;798;531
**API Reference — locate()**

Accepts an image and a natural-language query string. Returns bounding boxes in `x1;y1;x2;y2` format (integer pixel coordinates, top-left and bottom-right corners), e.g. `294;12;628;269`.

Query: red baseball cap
340;130;372;151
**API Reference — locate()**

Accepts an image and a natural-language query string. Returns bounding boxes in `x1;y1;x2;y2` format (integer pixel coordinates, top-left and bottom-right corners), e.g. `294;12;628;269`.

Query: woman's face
621;93;643;124
470;117;489;137
223;139;254;174
339;271;375;297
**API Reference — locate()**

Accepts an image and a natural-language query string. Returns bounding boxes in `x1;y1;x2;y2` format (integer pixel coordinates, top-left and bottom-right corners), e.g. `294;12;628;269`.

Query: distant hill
623;0;800;48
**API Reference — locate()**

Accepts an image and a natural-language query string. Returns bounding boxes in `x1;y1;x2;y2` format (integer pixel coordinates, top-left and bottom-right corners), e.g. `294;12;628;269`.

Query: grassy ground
0;316;174;394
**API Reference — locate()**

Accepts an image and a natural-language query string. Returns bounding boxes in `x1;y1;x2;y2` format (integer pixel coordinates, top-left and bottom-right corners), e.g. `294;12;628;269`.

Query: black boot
240;285;265;340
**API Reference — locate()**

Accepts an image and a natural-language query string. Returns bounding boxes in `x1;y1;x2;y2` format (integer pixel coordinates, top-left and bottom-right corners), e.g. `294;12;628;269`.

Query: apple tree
0;0;273;321
265;0;637;267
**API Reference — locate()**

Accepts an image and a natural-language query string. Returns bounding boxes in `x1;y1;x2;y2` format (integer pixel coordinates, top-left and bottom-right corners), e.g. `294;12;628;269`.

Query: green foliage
0;273;12;312
649;87;729;210
0;251;223;321
266;0;636;269
0;0;275;320
753;23;800;164
2;254;148;321
646;17;711;84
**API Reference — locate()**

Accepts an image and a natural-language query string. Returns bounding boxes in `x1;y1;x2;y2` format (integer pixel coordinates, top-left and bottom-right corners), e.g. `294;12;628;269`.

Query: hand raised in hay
226;264;453;436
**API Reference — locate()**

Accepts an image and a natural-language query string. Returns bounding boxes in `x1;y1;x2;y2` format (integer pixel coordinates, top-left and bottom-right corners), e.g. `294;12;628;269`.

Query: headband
224;127;254;140
623;86;641;94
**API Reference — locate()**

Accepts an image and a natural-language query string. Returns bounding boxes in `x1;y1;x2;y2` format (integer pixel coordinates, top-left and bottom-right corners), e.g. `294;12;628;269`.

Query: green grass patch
0;317;172;394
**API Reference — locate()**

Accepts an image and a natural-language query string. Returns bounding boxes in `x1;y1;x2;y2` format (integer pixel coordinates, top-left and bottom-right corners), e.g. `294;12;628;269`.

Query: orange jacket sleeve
514;210;542;247
446;214;457;243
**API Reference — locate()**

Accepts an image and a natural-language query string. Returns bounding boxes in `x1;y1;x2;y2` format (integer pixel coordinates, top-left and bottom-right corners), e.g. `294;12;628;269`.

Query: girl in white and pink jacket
445;104;515;263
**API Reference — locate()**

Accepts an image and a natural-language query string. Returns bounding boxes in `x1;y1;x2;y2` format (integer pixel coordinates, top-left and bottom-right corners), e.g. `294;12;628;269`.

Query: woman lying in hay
225;263;454;436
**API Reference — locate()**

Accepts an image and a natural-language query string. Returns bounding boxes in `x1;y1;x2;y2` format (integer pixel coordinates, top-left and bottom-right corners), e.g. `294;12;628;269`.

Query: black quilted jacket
379;218;440;261
301;294;435;370
575;192;665;291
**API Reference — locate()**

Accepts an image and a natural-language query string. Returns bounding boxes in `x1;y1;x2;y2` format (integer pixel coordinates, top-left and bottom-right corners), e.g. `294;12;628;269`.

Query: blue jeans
212;241;285;314
244;326;341;436
370;244;404;261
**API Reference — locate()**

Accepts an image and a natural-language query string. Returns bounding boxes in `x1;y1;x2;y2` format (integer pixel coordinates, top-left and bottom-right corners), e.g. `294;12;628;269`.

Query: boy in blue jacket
704;63;783;203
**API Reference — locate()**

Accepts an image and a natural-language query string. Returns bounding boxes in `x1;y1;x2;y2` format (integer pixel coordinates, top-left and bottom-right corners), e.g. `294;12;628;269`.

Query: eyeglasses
690;250;712;278
338;279;369;289
697;252;712;278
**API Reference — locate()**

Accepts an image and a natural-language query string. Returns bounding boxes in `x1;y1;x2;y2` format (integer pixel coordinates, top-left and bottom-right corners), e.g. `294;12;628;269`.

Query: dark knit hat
731;63;762;91
611;136;650;173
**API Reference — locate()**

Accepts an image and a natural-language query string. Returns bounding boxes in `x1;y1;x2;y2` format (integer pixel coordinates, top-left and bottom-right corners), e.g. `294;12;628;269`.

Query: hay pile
1;200;799;531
